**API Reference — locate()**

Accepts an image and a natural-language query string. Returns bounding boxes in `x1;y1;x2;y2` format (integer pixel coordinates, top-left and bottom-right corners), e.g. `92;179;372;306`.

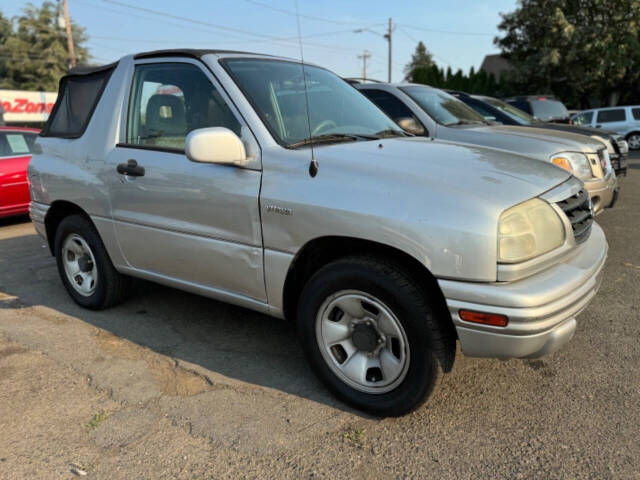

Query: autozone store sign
0;89;57;122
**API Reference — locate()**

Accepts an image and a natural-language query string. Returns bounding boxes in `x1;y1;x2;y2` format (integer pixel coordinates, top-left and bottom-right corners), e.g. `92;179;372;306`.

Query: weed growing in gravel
344;428;367;449
87;411;110;430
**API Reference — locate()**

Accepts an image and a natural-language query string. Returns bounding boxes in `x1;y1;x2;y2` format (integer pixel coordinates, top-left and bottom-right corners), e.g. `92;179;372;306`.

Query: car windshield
399;86;487;126
222;59;404;147
483;97;536;125
529;99;569;121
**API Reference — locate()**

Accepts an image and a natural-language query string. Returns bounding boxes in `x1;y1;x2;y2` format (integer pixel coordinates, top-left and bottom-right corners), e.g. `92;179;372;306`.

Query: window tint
0;132;37;156
399;86;486;126
485;97;534;125
509;101;532;114
597;109;626;123
573;111;593;125
528;99;569;121
43;67;114;138
360;89;425;133
126;63;242;151
632;108;640;120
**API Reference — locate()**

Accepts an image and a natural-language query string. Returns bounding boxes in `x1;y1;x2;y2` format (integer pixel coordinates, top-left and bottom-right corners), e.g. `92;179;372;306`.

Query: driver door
107;59;266;302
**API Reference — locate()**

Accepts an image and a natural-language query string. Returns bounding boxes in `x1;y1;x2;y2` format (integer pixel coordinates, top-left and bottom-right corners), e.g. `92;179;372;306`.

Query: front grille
556;189;593;244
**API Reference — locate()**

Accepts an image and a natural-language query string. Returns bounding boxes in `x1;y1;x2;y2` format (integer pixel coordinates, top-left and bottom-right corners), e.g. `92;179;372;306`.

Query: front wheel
297;255;445;416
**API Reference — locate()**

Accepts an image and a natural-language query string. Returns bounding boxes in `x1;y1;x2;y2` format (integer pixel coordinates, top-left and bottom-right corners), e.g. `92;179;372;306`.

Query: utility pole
62;0;76;68
357;50;371;81
384;18;392;82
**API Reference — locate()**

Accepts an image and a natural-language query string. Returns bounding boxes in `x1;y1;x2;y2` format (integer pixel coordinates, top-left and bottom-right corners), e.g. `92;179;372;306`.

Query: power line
396;26;456;69
89;0;367;54
243;0;384;27
400;23;494;37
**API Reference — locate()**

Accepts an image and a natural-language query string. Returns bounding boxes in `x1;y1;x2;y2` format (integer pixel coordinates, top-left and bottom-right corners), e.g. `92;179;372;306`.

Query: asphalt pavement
0;155;638;479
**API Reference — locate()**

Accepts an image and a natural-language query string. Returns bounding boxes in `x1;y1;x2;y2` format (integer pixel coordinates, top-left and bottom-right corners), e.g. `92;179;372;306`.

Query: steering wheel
312;120;337;136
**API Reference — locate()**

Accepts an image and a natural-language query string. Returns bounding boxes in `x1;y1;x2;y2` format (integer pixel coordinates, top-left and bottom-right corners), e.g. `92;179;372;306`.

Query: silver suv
29;50;607;416
355;82;619;215
571;106;640;150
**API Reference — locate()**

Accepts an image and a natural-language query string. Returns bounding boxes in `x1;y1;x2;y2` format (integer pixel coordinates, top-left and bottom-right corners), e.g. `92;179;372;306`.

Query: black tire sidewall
54;215;115;310
297;257;439;417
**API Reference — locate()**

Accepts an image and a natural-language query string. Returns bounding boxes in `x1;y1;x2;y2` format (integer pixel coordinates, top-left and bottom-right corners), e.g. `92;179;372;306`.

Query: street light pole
384;18;392;82
62;0;76;68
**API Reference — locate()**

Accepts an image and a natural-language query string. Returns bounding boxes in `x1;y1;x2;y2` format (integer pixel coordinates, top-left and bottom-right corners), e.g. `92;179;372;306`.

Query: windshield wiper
446;120;487;127
374;129;408;138
288;133;377;148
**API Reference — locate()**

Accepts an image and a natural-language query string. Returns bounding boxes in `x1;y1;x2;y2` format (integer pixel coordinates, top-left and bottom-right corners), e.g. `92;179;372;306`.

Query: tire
296;255;446;417
54;214;131;310
626;132;640;150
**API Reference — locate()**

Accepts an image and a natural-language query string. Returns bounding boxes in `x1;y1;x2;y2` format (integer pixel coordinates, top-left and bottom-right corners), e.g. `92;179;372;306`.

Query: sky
0;0;518;82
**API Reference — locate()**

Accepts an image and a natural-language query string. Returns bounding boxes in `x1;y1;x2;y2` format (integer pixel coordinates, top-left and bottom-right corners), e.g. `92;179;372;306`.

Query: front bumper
438;223;607;359
584;173;618;214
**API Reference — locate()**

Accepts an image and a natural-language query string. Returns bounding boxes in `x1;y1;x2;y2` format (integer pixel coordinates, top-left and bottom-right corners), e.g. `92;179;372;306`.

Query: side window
632;108;640;120
511;101;532;114
0;133;35;156
574;111;593;125
126;62;242;151
360;89;426;135
596;109;626;123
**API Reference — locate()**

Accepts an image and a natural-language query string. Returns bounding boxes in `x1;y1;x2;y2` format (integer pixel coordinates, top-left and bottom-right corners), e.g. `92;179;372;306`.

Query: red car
0;126;39;218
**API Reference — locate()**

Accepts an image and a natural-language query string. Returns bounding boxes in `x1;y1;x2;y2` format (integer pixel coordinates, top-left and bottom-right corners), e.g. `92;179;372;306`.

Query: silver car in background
29;50;607;416
571;106;640;150
354;82;619;214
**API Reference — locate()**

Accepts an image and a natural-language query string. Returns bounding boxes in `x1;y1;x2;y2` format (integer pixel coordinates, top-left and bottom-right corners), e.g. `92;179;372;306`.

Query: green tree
404;41;434;81
495;0;640;108
0;2;89;91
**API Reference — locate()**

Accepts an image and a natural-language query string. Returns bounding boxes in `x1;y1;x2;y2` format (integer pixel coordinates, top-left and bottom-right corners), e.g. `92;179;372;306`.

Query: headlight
498;198;565;263
618;140;629;154
550;152;593;180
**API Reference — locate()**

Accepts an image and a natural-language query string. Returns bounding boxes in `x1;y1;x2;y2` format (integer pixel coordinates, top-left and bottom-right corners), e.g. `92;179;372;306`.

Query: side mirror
396;117;426;136
185;127;247;166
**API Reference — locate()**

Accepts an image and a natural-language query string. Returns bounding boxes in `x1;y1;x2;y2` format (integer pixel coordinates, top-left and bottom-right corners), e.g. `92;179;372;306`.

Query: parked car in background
450;92;628;177
571;106;640;150
0;126;39;218
29;50;608;416
353;82;618;214
504;95;571;123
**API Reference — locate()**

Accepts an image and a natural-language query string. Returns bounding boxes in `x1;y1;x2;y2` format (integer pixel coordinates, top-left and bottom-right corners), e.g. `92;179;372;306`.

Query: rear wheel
297;255;445;416
626;132;640;150
54;214;131;309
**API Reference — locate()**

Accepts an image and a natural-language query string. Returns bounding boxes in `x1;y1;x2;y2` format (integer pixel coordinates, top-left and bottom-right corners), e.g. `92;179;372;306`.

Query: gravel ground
0;155;638;479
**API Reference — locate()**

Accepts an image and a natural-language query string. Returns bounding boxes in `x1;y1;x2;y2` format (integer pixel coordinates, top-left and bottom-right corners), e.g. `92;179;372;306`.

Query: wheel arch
282;235;457;372
44;200;93;255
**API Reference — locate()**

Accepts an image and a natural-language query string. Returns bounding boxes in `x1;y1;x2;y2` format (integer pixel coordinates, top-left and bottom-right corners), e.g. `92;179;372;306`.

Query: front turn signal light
552;157;572;172
459;310;508;327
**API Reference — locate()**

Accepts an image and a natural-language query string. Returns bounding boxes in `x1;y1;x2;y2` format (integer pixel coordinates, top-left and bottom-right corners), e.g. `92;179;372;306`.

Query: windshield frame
399;85;488;127
219;57;404;149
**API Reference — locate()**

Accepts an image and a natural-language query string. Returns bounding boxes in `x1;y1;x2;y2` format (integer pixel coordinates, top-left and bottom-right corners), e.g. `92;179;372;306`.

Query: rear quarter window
41;65;115;138
632;108;640;120
597;109;626;123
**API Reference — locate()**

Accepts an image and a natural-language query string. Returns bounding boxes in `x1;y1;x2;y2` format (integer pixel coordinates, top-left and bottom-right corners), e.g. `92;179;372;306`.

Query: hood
312;136;571;210
480;125;606;152
538;123;618;139
438;124;605;160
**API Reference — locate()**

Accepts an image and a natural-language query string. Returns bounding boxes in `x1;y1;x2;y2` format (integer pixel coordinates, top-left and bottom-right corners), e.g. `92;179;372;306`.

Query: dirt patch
95;330;212;396
0;346;27;360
